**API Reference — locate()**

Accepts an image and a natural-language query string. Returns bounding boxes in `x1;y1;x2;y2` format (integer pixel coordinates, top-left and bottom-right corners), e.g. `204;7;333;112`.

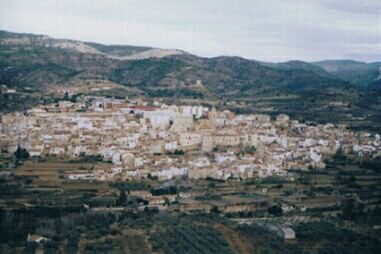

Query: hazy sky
1;0;380;62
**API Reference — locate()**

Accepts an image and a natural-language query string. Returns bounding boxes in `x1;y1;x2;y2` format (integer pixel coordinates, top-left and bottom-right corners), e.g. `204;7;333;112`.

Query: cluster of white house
1;97;380;181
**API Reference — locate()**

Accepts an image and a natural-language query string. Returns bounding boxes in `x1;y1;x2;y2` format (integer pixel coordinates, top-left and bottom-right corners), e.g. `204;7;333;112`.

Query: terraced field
0;159;116;209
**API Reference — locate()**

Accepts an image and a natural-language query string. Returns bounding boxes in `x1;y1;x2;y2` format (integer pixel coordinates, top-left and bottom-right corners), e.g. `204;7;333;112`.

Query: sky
0;0;380;62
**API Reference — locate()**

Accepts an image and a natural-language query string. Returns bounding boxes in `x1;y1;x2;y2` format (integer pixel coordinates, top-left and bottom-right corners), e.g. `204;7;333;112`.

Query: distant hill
259;60;333;78
0;30;186;60
313;60;381;87
0;30;350;98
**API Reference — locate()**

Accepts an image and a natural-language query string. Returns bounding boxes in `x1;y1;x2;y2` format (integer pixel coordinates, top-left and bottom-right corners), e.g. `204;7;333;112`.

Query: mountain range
1;30;380;96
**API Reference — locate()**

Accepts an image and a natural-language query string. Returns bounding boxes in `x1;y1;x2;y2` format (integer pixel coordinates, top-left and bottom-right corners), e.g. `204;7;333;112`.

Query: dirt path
121;229;151;254
214;223;252;254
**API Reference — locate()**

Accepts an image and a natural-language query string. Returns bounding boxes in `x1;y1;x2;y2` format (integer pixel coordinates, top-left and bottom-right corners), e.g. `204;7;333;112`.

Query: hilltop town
1;96;380;183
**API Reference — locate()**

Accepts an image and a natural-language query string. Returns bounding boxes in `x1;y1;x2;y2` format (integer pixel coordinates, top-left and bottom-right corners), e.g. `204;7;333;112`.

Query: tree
244;146;257;154
24;242;38;254
115;191;127;206
341;197;364;220
268;205;283;216
63;92;69;100
174;149;185;155
210;206;220;214
14;145;29;160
